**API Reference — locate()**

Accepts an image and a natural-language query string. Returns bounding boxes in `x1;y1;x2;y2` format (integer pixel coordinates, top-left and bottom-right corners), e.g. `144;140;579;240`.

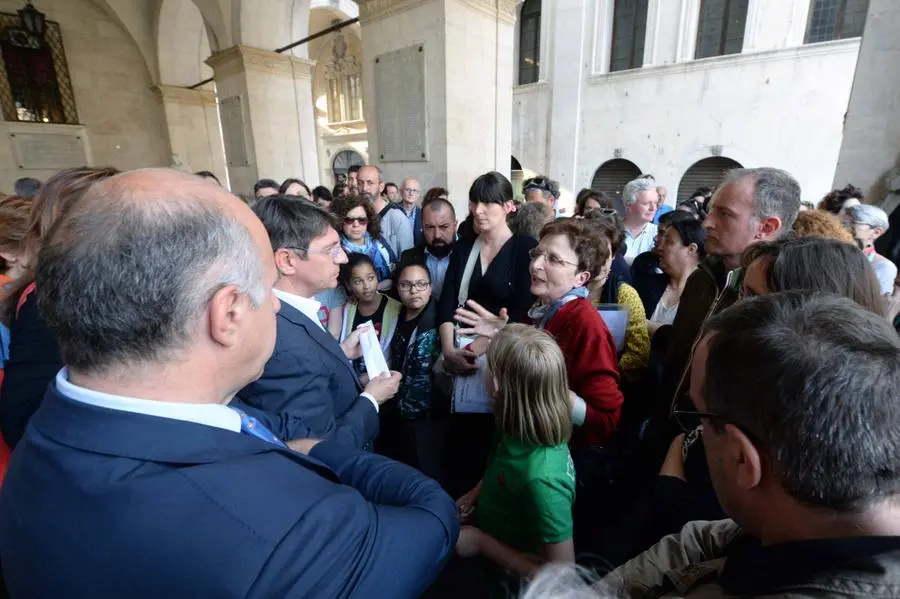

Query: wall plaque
219;95;250;167
374;44;427;162
10;130;86;170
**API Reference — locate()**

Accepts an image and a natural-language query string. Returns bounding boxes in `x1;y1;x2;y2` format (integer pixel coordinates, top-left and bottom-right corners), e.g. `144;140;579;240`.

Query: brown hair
0;195;32;274
582;208;626;255
539;217;611;278
3;166;119;323
575;189;613;216
742;237;884;316
817;184;864;214
422;187;449;207
330;194;382;240
487;324;572;446
792;210;855;244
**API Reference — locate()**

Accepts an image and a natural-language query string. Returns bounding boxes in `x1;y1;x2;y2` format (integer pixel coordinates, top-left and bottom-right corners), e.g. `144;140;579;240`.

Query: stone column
833;0;900;201
358;0;516;216
156;85;227;185
205;45;319;195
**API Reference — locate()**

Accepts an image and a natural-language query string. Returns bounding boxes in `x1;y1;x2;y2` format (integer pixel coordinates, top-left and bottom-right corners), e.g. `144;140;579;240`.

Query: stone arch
591;158;642;197
157;0;214;87
233;0;311;56
677;156;744;203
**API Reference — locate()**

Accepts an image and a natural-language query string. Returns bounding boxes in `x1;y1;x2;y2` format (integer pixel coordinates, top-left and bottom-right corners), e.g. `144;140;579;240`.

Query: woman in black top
437;171;537;495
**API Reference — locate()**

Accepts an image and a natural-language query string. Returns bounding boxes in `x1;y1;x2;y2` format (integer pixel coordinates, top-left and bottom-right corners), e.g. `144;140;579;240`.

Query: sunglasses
344;217;368;226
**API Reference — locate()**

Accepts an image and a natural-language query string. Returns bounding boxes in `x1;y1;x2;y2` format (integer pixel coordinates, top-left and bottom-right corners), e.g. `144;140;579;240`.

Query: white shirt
56;369;241;433
273;288;380;413
274;288;325;332
624;222;659;264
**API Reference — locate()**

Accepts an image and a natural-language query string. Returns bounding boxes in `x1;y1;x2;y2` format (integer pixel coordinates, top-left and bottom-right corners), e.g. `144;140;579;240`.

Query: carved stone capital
456;0;518;24
155;85;217;106
206;45;315;80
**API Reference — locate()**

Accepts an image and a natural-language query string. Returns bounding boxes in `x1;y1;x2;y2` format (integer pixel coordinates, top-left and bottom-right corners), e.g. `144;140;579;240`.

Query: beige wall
0;0;169;191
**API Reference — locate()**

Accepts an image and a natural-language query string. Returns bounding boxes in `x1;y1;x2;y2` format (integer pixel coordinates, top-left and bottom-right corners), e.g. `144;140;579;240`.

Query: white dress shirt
56;369;241;433
624;222;659;264
274;288;325;331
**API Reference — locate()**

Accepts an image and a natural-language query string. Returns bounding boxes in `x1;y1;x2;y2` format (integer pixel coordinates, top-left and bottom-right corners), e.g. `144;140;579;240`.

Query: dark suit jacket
0;384;458;598
410;206;424;247
238;301;378;449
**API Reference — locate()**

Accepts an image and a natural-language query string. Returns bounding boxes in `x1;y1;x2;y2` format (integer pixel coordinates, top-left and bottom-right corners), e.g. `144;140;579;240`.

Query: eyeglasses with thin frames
672;410;759;444
529;247;579;269
283;245;345;260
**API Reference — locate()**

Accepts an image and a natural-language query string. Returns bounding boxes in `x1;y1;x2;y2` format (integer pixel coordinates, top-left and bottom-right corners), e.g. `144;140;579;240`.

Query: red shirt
543;298;623;450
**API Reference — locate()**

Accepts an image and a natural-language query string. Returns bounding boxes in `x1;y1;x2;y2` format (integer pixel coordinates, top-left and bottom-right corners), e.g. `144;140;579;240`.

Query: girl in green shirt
456;324;576;592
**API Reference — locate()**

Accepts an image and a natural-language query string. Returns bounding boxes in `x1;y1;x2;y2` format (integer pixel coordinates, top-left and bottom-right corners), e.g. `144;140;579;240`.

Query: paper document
358;320;389;379
453;355;493;414
596;305;629;354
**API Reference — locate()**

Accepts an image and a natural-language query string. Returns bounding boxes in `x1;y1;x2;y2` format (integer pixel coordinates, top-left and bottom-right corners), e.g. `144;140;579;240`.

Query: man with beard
399;198;457;302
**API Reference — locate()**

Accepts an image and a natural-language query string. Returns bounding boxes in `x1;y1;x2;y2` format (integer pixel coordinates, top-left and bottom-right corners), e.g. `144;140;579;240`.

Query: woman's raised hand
454;300;509;339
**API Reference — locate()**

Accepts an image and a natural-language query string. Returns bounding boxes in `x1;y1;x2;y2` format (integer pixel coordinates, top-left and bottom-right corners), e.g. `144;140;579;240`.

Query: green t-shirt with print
475;434;576;555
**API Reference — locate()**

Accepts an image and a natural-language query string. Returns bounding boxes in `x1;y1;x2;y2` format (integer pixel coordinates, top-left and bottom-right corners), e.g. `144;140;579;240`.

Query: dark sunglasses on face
344;217;368;226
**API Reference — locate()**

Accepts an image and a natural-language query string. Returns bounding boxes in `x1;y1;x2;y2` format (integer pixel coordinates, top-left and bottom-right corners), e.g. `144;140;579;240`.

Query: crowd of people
0;162;896;599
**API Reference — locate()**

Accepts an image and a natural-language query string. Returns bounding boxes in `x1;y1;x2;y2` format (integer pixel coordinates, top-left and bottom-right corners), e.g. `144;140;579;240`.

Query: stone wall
0;0;170;192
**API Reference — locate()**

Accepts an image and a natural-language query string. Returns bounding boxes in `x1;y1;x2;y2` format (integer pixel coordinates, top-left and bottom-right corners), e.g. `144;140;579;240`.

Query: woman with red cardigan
455;217;623;451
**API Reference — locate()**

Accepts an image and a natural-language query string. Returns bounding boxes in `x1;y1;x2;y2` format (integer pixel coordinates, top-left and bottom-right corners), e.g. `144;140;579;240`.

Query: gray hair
37;183;267;375
702;291;900;511
622;175;657;207
721;167;801;233
846;204;890;231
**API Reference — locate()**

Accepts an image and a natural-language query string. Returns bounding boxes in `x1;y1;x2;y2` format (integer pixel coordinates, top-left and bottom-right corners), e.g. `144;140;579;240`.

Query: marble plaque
219;95;250;167
374;45;427;162
10;131;87;170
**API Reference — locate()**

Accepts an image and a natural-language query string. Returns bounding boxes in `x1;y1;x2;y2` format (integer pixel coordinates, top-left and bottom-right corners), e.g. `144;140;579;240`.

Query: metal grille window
518;0;541;85
806;0;868;44
677;157;743;203
695;0;749;59
610;0;649;72
0;11;77;124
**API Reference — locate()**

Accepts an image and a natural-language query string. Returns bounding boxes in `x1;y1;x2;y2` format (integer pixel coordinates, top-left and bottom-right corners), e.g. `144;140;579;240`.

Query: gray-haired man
622;176;660;264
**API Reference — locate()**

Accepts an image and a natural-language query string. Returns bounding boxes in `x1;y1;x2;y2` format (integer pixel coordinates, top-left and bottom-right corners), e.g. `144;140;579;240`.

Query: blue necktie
231;407;287;448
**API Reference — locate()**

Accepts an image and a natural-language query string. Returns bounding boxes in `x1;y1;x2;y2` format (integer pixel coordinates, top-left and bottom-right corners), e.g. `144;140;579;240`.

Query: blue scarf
528;287;589;329
343;233;392;281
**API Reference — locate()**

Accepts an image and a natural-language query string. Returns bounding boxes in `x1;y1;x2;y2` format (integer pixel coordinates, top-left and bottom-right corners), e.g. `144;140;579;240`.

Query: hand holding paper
358;320;389;379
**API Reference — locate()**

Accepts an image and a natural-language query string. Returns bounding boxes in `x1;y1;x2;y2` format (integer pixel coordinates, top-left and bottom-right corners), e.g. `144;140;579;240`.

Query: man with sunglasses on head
599;291;900;598
238;196;401;449
524;176;561;215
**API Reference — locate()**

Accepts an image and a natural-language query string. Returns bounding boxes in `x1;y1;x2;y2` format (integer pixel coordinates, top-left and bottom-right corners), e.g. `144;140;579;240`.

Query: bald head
37;168;273;379
357;165;384;199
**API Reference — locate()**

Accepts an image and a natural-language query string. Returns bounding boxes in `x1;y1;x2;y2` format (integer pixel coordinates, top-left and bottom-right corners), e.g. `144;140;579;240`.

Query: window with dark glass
518;0;541;85
610;0;649;72
806;0;868;43
0;9;77;124
695;0;749;59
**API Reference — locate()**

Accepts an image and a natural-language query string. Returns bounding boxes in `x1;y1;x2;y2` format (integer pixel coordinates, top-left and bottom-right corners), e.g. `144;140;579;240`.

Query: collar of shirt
719;533;900;595
55;368;241;433
274;288;325;331
624;222;655;240
424;247;452;262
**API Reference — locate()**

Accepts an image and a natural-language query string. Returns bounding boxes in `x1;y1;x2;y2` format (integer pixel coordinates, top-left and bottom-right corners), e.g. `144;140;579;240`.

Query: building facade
512;0;867;210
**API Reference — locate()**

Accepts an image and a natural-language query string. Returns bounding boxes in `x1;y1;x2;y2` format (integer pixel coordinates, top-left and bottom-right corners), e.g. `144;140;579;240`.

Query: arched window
518;0;541;85
332;149;364;181
677;156;743;203
0;6;77;124
591;159;642;214
324;29;362;124
695;0;749;59
806;0;869;44
610;0;649;72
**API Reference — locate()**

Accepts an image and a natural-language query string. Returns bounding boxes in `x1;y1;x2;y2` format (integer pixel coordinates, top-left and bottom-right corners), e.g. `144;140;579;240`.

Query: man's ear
725;423;763;491
274;248;297;277
208;285;247;348
756;216;782;240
